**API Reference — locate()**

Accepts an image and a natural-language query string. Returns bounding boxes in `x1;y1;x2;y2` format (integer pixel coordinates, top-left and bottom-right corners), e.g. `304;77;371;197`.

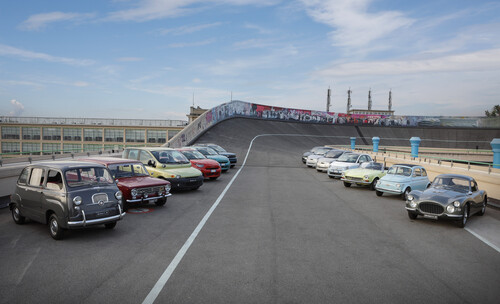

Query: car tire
104;222;117;229
370;178;379;191
478;197;487;216
407;211;418;220
155;198;167;207
11;204;25;225
402;187;411;201
49;214;65;240
343;181;351;187
376;190;383;197
457;203;469;228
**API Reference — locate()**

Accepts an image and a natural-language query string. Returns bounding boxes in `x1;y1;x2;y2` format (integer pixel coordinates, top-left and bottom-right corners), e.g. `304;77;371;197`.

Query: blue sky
1;0;499;120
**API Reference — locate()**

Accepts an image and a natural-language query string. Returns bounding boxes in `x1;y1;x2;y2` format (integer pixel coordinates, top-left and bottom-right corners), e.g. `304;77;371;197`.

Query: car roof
26;160;107;171
177;147;197;151
125;147;174;151
393;164;420;167
78;157;142;165
435;174;474;181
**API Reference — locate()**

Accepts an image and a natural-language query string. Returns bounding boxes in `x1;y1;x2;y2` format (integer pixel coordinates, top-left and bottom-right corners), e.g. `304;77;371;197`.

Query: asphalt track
0;118;499;303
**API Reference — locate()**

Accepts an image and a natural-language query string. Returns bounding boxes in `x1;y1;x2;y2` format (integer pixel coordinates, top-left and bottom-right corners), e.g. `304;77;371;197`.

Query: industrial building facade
0;116;186;156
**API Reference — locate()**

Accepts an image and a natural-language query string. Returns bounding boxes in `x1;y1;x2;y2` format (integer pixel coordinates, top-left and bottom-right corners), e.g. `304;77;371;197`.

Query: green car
341;162;386;190
122;147;203;191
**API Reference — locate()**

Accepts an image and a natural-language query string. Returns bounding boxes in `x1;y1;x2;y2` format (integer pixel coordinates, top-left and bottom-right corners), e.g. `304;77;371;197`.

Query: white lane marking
466;226;500;254
17;247;41;285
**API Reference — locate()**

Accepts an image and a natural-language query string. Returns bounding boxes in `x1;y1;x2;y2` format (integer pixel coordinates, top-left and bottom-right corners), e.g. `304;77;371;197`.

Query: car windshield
65;167;114;187
337;153;359;163
108;163;149;178
151;150;190;164
180;150;206;160
209;145;226;153
324;150;344;158
431;176;470;193
195;147;218;156
360;162;383;170
387;166;412;176
315;147;332;155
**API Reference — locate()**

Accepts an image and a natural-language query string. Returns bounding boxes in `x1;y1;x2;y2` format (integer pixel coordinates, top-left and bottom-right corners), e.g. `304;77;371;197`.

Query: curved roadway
0;118;499;303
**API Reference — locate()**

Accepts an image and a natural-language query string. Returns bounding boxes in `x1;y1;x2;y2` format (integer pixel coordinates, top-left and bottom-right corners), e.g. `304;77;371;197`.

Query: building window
63;144;82;153
83;129;103;142
2;126;20;139
22;143;41;155
43;127;61;141
147;130;167;144
22;127;41;140
1;142;20;153
104;144;121;151
125;129;145;143
63;128;82;141
104;129;124;142
168;130;180;140
42;143;61;155
83;144;102;152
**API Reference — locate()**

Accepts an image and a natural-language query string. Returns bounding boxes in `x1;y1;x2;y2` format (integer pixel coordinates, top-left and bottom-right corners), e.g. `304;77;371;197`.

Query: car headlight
115;191;123;200
176;175;181;179
447;205;455;213
407;194;414;201
196;164;205;168
410;201;417;208
453;201;460;208
73;196;82;206
131;189;138;197
165;184;171;192
364;175;369;180
396;183;401;189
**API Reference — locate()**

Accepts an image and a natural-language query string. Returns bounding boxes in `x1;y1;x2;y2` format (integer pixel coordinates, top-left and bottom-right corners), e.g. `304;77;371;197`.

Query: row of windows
1;142;125;154
1;127;179;142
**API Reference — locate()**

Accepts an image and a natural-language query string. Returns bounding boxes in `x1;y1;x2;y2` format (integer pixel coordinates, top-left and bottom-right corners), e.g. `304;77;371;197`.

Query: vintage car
9;161;125;240
190;146;231;172
302;146;331;163
196;143;237;167
327;153;373;178
341;162;386;190
405;174;487;228
375;164;430;200
176;147;222;180
316;150;348;172
122;147;203;191
304;146;334;166
80;157;172;209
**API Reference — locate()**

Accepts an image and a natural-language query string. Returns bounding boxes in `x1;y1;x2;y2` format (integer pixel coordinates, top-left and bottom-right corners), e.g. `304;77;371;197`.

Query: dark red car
176;148;222;180
80;157;171;209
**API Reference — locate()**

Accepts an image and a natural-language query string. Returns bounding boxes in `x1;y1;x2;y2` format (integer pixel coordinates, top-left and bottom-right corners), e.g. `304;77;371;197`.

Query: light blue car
375;164;430;200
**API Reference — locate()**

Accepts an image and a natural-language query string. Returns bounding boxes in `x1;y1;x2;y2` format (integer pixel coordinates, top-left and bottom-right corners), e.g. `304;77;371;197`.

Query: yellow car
341;162;386;190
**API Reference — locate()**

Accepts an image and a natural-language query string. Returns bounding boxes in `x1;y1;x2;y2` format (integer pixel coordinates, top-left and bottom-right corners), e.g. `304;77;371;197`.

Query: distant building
0;116;187;156
187;106;208;124
347;109;395;116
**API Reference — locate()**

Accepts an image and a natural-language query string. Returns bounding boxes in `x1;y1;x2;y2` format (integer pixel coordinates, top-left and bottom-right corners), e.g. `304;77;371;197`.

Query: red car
176;148;222;180
80;157;171;209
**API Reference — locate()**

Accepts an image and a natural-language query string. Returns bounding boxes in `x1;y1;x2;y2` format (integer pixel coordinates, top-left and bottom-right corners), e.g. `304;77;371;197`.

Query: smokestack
326;87;331;112
388;90;392;112
347;88;352;113
368;89;372;110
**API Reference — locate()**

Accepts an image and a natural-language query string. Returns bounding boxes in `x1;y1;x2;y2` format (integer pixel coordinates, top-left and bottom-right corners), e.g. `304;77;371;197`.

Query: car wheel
49;214;65;240
343;181;351;187
376;190;383;197
11;204;25;224
457;203;469;228
155;198;167;206
407;211;418;220
478;197;487;216
104;222;117;229
402;187;411;201
370;178;379;191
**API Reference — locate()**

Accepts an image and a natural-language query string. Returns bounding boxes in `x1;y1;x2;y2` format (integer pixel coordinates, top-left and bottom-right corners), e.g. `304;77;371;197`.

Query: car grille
92;193;109;204
345;176;363;181
419;202;444;215
137;186;161;195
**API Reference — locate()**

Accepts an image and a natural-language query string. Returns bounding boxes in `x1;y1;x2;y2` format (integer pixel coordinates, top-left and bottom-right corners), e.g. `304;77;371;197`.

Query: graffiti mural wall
166;100;500;148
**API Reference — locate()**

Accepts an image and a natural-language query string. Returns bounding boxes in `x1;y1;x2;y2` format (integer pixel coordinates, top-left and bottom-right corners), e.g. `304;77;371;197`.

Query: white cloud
19;12;96;31
0;44;95;66
158;22;222;35
9;99;25;116
168;39;215;48
233;38;276;50
299;0;414;48
315;48;500;77
117;57;144;62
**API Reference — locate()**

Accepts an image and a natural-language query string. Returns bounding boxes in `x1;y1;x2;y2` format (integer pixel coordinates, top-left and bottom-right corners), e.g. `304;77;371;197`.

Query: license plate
424;215;438;220
211;169;216;173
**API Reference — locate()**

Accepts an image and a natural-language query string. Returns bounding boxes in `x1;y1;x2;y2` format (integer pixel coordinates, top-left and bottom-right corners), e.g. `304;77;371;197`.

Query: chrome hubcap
13;208;19;220
50;219;58;235
463;209;468;224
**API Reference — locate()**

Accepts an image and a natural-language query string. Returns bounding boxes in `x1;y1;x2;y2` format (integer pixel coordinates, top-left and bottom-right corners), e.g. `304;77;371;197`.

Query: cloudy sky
1;0;499;120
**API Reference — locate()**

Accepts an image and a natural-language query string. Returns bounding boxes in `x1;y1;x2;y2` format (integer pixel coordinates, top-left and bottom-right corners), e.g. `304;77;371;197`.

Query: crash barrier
165;100;500;148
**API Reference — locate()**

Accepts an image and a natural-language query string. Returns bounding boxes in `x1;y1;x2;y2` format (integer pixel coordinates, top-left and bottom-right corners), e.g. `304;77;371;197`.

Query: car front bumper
341;177;370;185
68;205;125;228
405;207;462;219
126;193;172;203
167;175;204;190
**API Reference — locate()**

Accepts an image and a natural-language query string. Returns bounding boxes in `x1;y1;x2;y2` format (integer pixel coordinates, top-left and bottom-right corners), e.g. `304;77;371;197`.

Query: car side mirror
147;160;156;167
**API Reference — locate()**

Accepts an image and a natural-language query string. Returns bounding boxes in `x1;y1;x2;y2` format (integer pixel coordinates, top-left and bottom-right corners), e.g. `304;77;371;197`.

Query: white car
327;153;373;178
305;147;334;168
316;150;348;172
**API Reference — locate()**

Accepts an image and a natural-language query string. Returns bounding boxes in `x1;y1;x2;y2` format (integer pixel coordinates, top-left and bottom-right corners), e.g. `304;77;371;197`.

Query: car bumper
126;193;172;203
375;186;403;195
341;178;370;185
405;207;462;218
201;168;221;178
68;205;125;228
167;176;204;190
327;169;344;177
306;161;318;167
